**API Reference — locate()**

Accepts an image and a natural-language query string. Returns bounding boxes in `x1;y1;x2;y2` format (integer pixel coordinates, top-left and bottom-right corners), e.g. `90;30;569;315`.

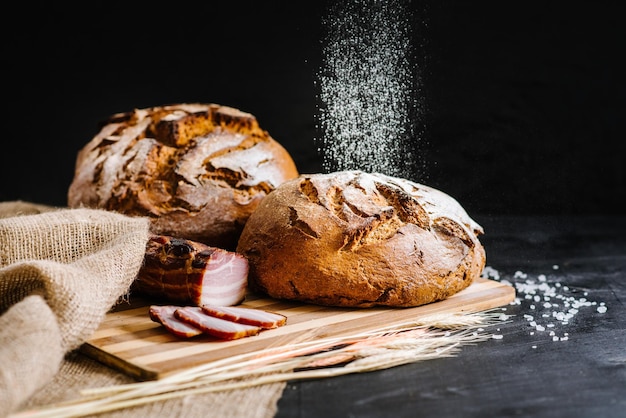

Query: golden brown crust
67;103;299;250
236;170;486;308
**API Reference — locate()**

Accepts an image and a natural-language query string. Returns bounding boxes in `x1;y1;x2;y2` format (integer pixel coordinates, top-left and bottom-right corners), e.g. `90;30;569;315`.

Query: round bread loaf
67;103;299;250
236;170;486;308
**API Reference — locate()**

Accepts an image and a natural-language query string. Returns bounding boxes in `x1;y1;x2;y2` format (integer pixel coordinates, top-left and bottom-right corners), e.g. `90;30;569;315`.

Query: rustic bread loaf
67;103;299;250
236;170;486;308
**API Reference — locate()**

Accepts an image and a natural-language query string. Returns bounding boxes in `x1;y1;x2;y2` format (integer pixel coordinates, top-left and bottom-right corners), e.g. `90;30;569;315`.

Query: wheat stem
10;310;506;418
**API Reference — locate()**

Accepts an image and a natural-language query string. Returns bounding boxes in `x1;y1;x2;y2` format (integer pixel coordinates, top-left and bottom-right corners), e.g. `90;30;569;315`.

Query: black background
3;1;625;216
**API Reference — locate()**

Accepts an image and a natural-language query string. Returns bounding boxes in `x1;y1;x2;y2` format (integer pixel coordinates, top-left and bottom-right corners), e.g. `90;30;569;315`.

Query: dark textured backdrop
3;1;624;216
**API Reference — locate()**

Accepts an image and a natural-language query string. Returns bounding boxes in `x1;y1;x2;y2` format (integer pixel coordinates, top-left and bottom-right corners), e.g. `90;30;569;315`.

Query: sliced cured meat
201;305;287;329
149;305;203;338
174;307;261;340
134;235;248;306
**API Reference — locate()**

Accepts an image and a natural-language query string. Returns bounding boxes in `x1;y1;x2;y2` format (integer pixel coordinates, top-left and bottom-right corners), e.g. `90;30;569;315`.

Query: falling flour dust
316;0;426;180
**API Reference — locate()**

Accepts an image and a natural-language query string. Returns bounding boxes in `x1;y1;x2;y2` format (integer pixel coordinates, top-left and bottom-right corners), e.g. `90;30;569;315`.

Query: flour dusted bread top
236;170;486;308
67;103;299;250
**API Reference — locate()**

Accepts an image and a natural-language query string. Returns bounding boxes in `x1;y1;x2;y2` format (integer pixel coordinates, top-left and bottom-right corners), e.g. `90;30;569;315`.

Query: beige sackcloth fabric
0;201;286;418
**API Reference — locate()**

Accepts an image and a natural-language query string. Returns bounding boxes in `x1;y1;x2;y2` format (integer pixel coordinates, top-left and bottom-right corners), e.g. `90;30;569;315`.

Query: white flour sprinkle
316;0;425;180
481;265;607;347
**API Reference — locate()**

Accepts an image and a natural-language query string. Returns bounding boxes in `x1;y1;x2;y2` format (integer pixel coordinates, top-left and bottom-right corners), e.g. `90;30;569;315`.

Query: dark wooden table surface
275;215;626;418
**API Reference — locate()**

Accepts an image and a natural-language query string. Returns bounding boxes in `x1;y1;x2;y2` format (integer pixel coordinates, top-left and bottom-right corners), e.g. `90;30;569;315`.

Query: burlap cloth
0;201;285;418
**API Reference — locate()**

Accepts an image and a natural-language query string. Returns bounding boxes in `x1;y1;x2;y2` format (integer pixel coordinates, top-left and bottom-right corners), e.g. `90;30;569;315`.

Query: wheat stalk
10;310;509;418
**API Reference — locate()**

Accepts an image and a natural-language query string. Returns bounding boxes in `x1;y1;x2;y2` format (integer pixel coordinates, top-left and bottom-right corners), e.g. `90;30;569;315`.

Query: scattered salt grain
492;334;503;340
485;266;607;348
482;266;501;280
514;271;527;279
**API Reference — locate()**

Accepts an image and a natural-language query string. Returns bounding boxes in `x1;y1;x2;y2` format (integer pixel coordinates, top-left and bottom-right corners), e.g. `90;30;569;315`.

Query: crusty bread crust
236;170;486;308
68;103;299;250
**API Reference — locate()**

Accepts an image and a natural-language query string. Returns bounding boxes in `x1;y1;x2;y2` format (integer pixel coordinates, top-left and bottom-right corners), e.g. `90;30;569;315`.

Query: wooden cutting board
82;278;515;381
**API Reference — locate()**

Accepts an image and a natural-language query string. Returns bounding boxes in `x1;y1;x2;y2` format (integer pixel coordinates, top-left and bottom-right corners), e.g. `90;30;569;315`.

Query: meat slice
133;235;248;306
149;305;203;338
174;307;261;340
201;305;287;329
